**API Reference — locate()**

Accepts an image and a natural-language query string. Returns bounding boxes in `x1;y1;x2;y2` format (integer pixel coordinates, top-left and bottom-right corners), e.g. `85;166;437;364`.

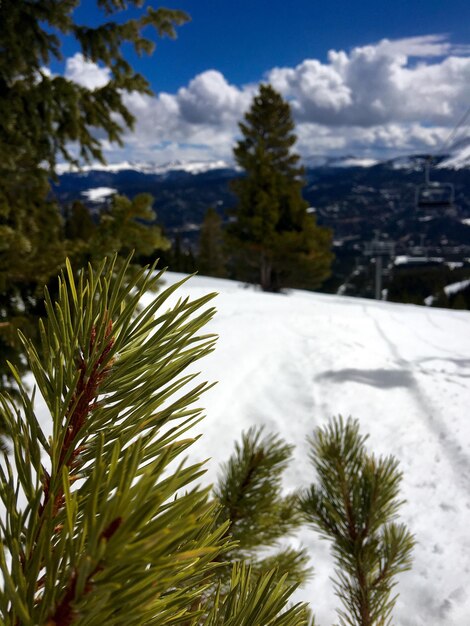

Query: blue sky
57;1;470;164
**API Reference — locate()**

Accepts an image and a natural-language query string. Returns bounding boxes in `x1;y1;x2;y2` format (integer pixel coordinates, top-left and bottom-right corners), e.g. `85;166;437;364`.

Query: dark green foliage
213;428;311;587
449;290;468;309
387;265;450;305
82;193;170;262
0;1;184;390
64;201;97;242
169;234;198;274
197;207;227;278
0;258;308;625
300;417;414;626
0;1;189;172
64;195;171;275
227;84;333;292
388;265;470;309
0;192;170;393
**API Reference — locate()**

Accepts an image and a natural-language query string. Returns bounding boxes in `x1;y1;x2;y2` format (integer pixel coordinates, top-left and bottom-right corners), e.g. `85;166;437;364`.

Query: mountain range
54;150;470;234
53;148;470;299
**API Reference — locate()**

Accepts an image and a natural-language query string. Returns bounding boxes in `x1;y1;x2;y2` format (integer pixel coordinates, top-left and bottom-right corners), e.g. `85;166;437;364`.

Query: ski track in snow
31;273;470;626
370;308;470;491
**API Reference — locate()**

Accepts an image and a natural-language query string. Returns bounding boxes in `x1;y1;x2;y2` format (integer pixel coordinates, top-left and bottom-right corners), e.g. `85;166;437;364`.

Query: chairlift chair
415;159;455;216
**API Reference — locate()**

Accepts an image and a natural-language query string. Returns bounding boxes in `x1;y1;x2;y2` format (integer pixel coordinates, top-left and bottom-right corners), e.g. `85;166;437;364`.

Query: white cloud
62;36;470;164
177;70;252;125
269;35;470;128
65;53;110;89
270;60;352;120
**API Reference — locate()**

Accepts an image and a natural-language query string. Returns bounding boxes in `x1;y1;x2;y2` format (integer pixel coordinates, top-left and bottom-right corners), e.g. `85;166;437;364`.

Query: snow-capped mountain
56;159;234;176
438;139;470;169
55;142;470;180
54;153;470;281
302;154;379;168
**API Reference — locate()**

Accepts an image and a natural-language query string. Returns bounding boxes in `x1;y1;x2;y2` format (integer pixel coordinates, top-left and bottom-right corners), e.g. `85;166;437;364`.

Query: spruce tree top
231;83;309;247
234;84;303;180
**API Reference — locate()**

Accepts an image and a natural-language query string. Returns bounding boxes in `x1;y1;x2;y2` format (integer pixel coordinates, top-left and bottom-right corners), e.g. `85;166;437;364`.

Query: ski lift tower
364;232;396;300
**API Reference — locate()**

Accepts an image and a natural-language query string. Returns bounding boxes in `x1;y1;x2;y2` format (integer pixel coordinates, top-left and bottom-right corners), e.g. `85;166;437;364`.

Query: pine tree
170;234;198;274
0;258;309;625
87;193;170;262
213;428;312;588
0;1;186;389
64;201;97;243
300;417;414;626
197;207;227;278
227;84;333;292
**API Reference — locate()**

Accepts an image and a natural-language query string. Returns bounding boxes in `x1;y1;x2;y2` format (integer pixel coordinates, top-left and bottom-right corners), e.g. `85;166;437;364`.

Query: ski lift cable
413;103;469;214
433;102;470;158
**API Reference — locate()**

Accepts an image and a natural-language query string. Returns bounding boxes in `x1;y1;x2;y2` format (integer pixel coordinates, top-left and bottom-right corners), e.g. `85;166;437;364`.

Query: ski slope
151;273;470;626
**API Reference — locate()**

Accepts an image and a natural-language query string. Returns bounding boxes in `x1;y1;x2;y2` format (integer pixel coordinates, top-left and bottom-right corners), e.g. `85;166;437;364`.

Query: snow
31;272;470;625
388;155;425;171
332;157;378;168
56;159;232;176
148;273;470;626
439;145;470;170
164;160;231;174
444;278;470;297
81;187;117;202
394;255;444;266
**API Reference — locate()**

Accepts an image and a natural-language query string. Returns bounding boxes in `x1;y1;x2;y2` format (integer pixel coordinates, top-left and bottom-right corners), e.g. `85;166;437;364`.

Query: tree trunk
260;253;272;291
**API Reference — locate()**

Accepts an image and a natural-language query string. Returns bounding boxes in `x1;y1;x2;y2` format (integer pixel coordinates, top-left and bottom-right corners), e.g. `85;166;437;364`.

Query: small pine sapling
299;417;414;626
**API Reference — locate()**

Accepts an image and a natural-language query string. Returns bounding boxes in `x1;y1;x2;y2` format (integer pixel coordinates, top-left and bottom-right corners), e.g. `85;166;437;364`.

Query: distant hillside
54;153;470;233
53;154;470;253
53;153;470;302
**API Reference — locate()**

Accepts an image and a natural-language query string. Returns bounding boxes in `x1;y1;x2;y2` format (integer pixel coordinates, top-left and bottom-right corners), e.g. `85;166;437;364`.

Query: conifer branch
213;427;311;592
300;417;414;626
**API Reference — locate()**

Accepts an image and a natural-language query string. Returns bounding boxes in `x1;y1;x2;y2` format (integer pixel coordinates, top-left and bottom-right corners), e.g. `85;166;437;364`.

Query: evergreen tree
88;193;170;262
0;1;186;389
300;417;414;626
64;194;170;276
170;234;197;274
227;84;333;292
0;258;308;625
64;201;97;243
197;207;227;278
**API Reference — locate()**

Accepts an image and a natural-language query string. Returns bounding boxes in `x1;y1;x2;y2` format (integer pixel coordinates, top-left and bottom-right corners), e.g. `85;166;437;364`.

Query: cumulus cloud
177;70;252;125
63;36;470;163
268;35;470;128
65;53;111;89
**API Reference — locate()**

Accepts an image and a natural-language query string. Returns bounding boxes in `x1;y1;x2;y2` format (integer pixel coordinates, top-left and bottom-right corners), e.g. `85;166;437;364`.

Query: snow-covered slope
439;141;470;169
145;273;470;626
81;186;117;202
30;272;470;624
